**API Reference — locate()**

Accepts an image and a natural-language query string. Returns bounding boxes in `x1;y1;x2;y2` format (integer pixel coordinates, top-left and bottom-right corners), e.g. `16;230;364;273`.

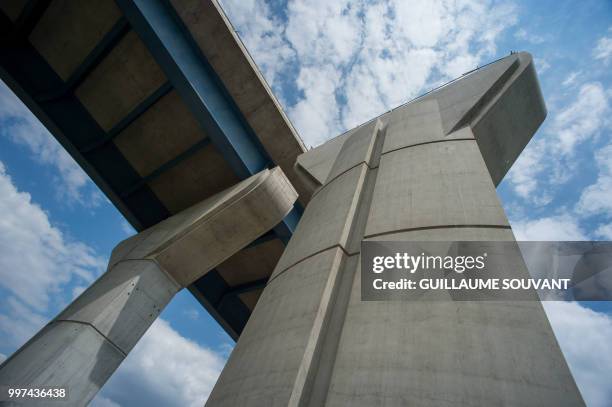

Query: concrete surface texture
206;53;585;406
0;168;297;406
169;0;310;204
0;0;308;336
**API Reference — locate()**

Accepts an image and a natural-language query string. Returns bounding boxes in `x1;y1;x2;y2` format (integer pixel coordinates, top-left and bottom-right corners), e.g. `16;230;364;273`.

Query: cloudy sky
0;0;611;406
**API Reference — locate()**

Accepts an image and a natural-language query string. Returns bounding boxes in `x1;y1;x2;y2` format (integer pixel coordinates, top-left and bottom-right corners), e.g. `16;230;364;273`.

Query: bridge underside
0;0;309;340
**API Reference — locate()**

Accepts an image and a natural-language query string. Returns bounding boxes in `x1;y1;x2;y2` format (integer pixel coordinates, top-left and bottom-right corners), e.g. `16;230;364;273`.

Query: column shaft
0;168;297;406
206;97;583;406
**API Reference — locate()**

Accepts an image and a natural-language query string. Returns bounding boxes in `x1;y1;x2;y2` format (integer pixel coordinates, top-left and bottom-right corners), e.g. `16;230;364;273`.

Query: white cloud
595;223;612;240
514;28;545;44
0;352;6;364
0;81;102;206
0;164;224;406
562;71;581;87
183;308;200;321
593;33;612;65
534;57;550;74
221;0;517;147
577;144;612;217
553;83;609;155
511;214;588;241
219;0;294;87
94;318;226;407
290;65;343;146
90;396;121;407
0;296;47;348
507;82;610;201
285;1;362;66
0;162;105;346
506;139;547;200
544;302;612;407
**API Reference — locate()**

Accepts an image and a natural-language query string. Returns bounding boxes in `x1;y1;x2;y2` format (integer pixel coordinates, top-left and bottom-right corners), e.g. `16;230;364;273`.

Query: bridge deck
0;0;308;340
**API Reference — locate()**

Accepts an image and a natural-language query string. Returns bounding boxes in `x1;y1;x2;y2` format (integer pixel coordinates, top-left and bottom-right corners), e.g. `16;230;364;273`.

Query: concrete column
206;53;584;406
0;167;297;406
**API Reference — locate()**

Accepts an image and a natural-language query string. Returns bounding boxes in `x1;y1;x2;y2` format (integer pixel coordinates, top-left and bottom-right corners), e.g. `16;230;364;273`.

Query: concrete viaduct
0;1;584;406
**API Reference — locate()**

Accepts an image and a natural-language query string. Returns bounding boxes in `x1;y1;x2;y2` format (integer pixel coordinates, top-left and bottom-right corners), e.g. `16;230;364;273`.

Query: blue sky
0;0;611;406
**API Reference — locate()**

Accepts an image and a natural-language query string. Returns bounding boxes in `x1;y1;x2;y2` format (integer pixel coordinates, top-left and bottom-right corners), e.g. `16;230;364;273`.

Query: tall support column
206;53;584;406
0;168;297;406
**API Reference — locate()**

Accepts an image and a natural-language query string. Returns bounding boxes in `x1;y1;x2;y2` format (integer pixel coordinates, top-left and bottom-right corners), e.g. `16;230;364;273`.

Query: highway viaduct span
0;1;583;406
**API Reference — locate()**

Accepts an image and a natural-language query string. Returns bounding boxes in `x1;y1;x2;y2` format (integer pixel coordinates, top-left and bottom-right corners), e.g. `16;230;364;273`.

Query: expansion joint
381;137;475;158
268;245;351;286
53;320;127;357
363;224;512;240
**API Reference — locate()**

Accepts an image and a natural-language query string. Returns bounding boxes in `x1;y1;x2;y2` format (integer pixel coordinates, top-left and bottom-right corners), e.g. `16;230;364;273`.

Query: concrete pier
0;1;585;403
205;53;585;406
0;168;297;406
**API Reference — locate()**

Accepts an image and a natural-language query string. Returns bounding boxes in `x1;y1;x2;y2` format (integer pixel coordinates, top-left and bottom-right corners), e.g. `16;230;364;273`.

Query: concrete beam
0;167;297;406
471;53;547;185
170;0;310;204
295;52;545;187
116;0;301;238
0;1;302;338
115;0;269;180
